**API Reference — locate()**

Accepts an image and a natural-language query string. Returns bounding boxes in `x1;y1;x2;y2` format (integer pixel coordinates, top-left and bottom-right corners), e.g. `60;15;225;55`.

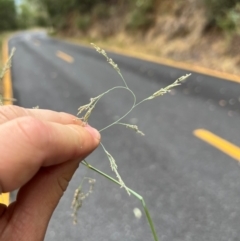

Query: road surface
9;31;240;241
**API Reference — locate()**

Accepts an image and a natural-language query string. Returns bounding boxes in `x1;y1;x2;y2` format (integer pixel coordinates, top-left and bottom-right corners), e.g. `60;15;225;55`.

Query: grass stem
82;160;159;241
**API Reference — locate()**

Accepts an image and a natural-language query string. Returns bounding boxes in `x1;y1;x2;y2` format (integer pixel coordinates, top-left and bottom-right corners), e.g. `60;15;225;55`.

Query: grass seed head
147;74;191;100
71;178;96;224
125;124;145;136
102;146;130;195
91;43;120;73
78;95;102;123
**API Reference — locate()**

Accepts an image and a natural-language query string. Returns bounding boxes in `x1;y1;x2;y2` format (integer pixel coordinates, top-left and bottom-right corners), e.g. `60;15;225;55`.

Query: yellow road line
1;39;12;205
194;129;240;162
56;51;74;63
0;193;10;205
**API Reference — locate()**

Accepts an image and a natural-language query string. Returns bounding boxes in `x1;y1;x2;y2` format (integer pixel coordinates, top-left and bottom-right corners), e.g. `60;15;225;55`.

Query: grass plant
73;44;191;241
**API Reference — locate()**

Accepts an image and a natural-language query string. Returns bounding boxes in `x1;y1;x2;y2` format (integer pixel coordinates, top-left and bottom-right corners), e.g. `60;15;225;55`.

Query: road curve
9;31;240;241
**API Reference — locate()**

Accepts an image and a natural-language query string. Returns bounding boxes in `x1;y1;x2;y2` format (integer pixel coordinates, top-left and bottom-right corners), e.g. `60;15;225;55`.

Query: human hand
0;105;100;241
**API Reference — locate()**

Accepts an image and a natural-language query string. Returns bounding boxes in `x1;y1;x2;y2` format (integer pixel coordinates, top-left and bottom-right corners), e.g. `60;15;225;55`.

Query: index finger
0;105;80;125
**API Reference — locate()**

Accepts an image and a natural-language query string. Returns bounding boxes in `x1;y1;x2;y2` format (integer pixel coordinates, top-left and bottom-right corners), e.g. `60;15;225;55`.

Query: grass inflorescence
71;177;96;225
73;44;191;241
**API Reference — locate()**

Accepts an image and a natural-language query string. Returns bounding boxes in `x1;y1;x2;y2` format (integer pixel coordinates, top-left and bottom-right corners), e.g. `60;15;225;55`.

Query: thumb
0;117;100;192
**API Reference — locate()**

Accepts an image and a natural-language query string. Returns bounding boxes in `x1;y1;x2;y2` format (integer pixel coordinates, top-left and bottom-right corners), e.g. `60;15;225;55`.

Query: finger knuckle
57;175;70;193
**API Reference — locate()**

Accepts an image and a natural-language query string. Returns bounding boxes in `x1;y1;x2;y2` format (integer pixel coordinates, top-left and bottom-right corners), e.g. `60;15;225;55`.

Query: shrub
203;0;240;31
216;3;240;33
126;9;154;30
92;3;111;20
135;0;154;12
0;0;17;31
126;0;155;31
77;15;91;32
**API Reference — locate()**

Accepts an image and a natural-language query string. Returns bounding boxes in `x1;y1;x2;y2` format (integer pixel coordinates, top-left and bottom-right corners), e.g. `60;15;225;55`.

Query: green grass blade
82;160;159;241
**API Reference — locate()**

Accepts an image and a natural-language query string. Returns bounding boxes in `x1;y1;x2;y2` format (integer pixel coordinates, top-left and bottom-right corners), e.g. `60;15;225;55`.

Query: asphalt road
9;31;240;241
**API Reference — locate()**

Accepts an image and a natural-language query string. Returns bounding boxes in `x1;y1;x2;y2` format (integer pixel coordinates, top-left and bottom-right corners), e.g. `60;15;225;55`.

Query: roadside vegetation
0;0;15;67
2;0;240;74
29;0;240;34
28;0;240;75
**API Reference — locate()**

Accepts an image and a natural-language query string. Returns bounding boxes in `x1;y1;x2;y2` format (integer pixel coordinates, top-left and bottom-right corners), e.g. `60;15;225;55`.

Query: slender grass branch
82;160;159;241
0;48;15;81
100;74;191;132
0;48;16;104
119;72;129;89
76;45;191;241
98;85;128;97
99;85;136;132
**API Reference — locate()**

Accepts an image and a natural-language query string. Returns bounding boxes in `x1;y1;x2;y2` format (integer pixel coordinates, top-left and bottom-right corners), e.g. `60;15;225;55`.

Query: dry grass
63;31;240;76
58;1;240;76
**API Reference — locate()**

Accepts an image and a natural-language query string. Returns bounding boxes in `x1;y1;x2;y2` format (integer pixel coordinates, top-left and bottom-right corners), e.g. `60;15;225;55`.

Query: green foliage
77;0;102;13
42;0;76;15
204;0;240;31
18;3;35;29
216;3;240;33
30;0;155;31
77;15;91;32
126;0;155;31
126;10;154;30
35;14;49;27
16;0;49;29
0;0;17;31
40;0;73;28
35;0;120;30
134;0;155;12
92;3;111;20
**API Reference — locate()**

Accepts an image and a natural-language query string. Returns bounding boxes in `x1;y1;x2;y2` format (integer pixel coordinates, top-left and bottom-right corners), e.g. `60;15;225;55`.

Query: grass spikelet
91;43;120;74
71;178;96;224
147;74;191;100
101;143;130;195
78;95;103;123
118;123;145;136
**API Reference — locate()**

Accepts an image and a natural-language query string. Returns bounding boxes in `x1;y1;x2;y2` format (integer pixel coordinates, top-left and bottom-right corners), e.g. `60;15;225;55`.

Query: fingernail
85;125;101;141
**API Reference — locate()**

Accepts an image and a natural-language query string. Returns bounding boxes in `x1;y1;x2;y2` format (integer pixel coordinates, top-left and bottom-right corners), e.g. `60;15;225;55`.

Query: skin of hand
0;105;101;241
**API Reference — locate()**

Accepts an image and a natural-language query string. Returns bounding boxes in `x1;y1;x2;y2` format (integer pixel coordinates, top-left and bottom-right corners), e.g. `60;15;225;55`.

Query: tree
0;0;17;31
18;2;35;29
